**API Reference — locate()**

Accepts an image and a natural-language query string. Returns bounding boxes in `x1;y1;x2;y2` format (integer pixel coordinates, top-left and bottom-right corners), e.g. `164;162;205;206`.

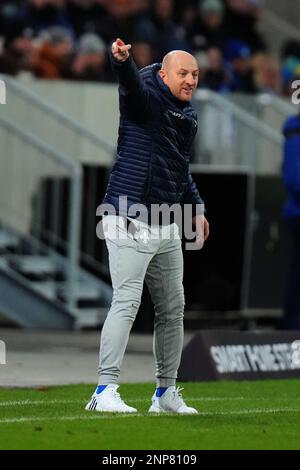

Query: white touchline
1;397;300;407
0;409;300;424
0;414;144;424
0;399;82;407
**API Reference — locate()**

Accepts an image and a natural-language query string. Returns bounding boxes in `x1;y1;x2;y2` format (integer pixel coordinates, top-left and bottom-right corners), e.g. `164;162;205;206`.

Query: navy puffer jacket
102;55;204;219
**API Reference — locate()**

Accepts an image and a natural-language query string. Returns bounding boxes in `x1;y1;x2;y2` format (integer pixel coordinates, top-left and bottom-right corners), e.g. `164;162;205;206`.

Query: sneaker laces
171;387;186;408
111;388;128;406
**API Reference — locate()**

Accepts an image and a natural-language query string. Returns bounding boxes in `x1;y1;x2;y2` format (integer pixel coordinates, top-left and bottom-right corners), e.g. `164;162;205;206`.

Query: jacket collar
140;62;191;110
155;68;190;110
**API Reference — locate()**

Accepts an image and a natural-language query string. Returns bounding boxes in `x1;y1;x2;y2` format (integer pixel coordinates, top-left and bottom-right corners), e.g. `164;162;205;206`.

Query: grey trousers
98;216;185;387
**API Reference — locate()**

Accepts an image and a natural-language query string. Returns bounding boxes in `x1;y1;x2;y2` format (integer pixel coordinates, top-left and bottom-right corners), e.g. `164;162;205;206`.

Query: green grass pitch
0;380;299;450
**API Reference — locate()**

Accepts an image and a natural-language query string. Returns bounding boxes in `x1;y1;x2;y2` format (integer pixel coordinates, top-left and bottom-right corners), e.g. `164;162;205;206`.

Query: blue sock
156;387;168;397
96;385;107;394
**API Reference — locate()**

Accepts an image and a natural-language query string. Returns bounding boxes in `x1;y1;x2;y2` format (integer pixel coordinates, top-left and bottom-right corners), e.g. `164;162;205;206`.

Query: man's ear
159;69;166;82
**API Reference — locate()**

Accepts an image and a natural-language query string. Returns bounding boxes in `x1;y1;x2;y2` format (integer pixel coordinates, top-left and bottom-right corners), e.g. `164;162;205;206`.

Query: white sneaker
85;384;137;413
148;386;198;414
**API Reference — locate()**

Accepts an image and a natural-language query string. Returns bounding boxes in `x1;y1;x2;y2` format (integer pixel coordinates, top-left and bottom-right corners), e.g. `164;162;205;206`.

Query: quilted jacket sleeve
181;171;205;216
110;54;153;118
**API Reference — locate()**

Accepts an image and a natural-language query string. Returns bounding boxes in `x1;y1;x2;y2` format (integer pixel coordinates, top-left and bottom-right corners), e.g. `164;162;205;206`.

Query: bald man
85;38;209;414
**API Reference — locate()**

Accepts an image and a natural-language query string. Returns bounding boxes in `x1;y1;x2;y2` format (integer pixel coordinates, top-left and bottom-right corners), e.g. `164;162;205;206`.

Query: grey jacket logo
168;110;185;120
168;110;197;128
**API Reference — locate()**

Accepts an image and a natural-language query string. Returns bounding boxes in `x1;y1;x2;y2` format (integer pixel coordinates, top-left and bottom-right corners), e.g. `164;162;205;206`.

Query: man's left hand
192;215;209;247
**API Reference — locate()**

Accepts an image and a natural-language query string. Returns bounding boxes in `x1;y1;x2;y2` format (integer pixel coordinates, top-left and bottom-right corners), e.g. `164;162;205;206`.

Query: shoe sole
86;408;137;413
148;405;198;415
148;405;166;413
85;400;137;413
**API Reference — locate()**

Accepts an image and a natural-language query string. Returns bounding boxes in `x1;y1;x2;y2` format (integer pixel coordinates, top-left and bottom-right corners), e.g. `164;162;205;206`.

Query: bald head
162;50;198;71
159;50;199;102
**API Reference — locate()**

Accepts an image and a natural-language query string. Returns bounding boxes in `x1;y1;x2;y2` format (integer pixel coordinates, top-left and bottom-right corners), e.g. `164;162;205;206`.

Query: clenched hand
112;38;132;63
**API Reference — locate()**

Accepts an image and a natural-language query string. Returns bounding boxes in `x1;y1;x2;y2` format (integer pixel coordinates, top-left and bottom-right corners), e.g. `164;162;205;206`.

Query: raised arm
111;38;151;115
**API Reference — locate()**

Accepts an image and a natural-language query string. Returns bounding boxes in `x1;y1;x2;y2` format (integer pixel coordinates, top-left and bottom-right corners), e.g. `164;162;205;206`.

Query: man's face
159;54;199;102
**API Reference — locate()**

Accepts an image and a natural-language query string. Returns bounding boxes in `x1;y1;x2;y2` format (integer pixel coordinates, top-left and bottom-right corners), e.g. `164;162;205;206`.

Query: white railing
0;115;82;311
194;90;283;175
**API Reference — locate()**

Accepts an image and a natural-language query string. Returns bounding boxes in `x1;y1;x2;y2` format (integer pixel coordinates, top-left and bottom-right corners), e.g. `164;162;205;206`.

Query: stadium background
0;0;300;451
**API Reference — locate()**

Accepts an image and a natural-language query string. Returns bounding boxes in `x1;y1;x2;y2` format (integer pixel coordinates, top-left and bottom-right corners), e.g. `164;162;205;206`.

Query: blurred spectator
95;0;147;45
280;40;300;98
131;40;155;69
224;0;267;53
29;26;73;78
281;40;300;63
224;38;258;92
68;32;110;81
66;0;104;38
252;54;280;94
0;0;281;91
178;1;198;32
134;0;190;61
6;0;74;39
0;1;27;36
202;47;228;91
281;58;300;98
186;0;226;53
0;27;35;75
